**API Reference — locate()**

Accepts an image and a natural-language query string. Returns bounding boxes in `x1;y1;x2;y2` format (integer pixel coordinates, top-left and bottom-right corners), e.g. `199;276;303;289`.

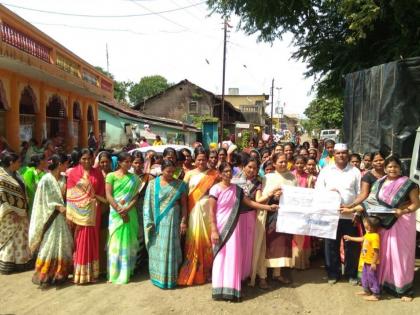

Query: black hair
80;148;93;158
48;153;69;171
384;154;402;168
218;148;227;156
180;148;192;156
28;153;46;168
363;152;374;160
275;144;284;150
218;161;232;173
263;160;274;171
249;149;261;161
284;142;295;151
350;153;361;162
42;140;53;150
272;152;286;163
0;151;19;168
230;152;242;167
69;149;80;168
161;159;176;171
29;138;38;146
243;156;260;168
294;155;307;164
364;216;381;231
260;148;271;157
307;157;317;164
131;151;144;162
372;150;386;160
195;146;208;160
117;151;132;163
98;151;112;162
163;147;177;158
208;149;218;157
325;139;335;146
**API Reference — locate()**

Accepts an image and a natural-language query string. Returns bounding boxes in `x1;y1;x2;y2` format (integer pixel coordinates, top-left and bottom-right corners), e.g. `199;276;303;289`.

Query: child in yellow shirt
344;216;381;301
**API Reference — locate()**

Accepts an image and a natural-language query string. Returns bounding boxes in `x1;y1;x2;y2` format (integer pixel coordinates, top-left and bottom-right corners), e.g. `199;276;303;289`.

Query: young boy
344;216;381;301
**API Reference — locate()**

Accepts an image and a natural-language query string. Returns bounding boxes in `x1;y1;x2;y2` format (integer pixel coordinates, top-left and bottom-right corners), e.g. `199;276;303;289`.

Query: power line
1;1;206;18
127;0;189;30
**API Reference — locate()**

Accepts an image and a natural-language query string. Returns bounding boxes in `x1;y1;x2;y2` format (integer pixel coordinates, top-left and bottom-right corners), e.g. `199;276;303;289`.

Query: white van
410;127;420;232
320;129;340;142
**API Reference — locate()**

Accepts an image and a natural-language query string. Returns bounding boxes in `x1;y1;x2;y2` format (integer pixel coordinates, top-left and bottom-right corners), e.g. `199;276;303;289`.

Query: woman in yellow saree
178;147;219;285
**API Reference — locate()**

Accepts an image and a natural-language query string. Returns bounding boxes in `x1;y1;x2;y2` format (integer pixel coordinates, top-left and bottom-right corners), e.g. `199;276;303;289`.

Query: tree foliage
128;75;171;105
208;0;420;97
303;96;343;133
95;66;132;103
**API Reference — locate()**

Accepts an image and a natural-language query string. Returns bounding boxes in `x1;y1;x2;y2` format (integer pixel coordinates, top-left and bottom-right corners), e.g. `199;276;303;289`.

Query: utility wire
1;1;206;18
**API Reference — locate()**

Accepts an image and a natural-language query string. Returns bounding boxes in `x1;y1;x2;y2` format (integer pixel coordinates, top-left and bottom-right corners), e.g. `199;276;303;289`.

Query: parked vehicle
319;129;340;142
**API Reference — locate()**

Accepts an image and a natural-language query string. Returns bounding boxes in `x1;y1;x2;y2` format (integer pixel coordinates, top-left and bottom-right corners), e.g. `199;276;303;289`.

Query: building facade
0;5;113;152
133;79;245;133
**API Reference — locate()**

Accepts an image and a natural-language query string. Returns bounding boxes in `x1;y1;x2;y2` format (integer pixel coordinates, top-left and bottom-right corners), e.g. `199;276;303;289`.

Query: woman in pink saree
343;155;419;301
209;162;277;301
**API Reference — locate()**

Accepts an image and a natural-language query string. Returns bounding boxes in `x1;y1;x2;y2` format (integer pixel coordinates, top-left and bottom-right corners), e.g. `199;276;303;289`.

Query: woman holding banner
250;153;296;289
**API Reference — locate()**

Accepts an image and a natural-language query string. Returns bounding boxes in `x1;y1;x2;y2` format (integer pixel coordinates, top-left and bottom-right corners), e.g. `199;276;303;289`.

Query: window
239;105;258;113
189;101;198;114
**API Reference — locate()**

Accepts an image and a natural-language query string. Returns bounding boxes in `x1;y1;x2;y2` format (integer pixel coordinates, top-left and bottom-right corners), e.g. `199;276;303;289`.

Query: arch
46;94;67;142
19;85;38;114
0;80;9;111
46;94;66;118
87;105;94;122
73;101;81;120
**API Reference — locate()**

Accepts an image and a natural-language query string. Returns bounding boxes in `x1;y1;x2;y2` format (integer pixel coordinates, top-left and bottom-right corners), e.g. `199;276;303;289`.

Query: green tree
208;1;420;98
303;96;344;132
128;75;170;105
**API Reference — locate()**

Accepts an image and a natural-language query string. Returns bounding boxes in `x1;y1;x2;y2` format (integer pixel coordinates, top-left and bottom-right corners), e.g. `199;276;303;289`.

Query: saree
250;171;296;285
144;177;186;289
0;167;31;273
66;165;105;284
210;184;243;301
107;172;140;284
22;167;45;216
291;170;313;270
29;173;73;284
362;176;418;296
232;171;261;280
178;168;219;285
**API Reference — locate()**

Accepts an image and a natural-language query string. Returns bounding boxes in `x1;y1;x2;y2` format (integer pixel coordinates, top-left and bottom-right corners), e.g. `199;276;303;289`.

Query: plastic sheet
344;57;420;157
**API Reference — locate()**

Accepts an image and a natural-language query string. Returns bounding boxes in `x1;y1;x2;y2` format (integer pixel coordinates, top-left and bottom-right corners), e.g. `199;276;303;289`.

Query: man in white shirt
315;143;361;284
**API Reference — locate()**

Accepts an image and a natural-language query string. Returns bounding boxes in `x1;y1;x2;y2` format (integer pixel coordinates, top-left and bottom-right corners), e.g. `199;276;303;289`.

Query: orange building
0;5;113;152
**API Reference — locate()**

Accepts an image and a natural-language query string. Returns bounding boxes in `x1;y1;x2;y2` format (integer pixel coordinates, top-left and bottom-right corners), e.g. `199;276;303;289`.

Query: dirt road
1;260;419;315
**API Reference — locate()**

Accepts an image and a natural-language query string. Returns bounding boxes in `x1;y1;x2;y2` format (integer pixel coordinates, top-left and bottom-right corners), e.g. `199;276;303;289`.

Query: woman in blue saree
144;160;188;289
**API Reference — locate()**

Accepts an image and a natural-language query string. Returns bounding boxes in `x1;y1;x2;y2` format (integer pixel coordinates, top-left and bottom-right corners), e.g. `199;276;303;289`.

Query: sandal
275;276;291;285
258;279;270;290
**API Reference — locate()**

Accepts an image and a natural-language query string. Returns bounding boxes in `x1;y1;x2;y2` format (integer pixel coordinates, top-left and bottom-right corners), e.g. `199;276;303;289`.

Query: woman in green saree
144;160;188;289
106;152;140;284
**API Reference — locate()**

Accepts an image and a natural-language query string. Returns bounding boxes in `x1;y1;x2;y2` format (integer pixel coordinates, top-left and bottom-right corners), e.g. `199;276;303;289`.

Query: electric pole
220;17;228;143
270;78;274;135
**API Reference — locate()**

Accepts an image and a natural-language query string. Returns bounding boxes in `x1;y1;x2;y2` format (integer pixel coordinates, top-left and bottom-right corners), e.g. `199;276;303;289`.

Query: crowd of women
0;136;418;303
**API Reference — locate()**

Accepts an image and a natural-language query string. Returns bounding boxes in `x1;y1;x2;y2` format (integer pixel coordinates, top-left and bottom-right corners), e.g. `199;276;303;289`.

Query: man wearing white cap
315;143;361;285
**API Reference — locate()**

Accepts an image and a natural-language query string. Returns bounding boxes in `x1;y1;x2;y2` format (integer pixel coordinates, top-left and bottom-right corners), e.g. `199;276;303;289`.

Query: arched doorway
0;81;7;138
73;101;82;147
46;94;66;146
19;86;37;143
87;105;94;136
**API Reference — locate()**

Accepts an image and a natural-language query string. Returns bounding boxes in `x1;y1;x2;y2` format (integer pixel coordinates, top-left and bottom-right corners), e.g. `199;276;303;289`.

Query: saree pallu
29;173;73;284
144;177;186;289
362;176;418;296
211;184;243;301
107;172;140;284
66;165;105;284
291;171;312;270
233;172;261;280
178;169;218;286
0;167;31;273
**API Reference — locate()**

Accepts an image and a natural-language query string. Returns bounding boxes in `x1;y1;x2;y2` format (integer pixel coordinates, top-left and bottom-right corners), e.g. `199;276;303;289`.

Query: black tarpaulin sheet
344;57;420;157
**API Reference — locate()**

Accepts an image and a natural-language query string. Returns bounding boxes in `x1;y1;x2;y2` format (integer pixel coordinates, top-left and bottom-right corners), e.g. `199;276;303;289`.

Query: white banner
276;186;341;239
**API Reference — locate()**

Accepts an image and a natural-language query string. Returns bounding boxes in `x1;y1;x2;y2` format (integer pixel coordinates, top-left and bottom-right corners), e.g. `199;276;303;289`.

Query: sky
1;0;315;116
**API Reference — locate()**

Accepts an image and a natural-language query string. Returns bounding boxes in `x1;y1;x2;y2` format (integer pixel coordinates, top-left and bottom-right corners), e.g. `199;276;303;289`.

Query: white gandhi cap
334;143;348;151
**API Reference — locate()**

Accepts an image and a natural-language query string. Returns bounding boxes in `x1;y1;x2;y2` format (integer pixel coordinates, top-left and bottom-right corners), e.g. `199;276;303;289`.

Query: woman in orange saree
66;149;106;284
178;147;219;285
